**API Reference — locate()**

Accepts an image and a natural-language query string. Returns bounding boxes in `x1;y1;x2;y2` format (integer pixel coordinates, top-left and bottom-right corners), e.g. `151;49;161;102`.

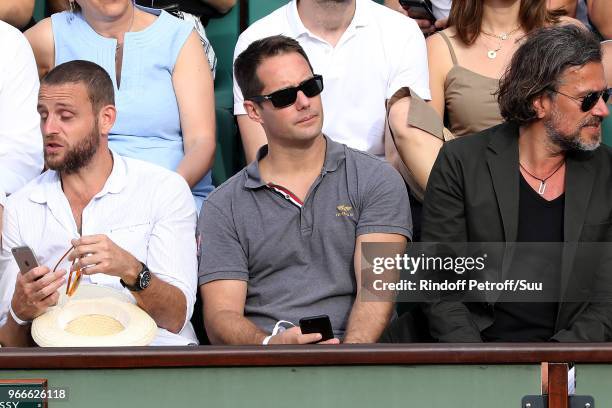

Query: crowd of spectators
0;0;611;347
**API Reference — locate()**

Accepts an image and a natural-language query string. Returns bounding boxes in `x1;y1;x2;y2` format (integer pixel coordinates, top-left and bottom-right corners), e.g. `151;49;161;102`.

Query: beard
544;110;602;152
45;121;100;174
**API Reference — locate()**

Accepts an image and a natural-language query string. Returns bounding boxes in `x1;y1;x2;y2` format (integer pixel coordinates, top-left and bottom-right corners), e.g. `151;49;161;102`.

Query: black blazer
421;122;612;342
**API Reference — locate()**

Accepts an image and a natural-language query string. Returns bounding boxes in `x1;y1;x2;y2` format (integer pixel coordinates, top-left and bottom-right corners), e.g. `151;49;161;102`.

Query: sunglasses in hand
52;246;83;297
247;74;324;108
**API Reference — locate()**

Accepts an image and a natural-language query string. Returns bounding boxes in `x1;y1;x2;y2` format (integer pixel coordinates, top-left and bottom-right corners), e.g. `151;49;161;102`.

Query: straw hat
31;285;157;347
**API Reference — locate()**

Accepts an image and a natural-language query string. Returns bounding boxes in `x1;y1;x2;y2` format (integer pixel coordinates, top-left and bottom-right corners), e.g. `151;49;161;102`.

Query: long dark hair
497;25;602;126
448;0;563;45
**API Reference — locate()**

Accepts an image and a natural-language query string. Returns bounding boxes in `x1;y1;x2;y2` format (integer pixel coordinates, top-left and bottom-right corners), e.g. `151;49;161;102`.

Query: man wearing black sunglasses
198;36;412;345
232;0;430;164
420;25;612;343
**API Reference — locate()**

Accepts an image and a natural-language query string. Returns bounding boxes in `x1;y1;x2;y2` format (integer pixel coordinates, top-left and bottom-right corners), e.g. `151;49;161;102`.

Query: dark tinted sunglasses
552;88;610;112
248;75;324;108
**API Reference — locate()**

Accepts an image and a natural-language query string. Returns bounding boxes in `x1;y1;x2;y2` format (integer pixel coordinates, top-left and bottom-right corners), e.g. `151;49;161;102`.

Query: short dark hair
234;35;314;100
41;60;115;113
497;25;602;126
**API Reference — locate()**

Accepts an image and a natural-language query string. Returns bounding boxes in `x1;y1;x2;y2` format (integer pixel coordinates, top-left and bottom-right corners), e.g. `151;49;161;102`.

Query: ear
244;100;264;125
97;104;117;136
532;93;551;119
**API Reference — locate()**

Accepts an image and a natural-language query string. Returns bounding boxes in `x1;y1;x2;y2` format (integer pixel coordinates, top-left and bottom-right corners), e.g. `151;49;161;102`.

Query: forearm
388;97;444;190
343;298;394;343
132;275;187;334
176;140;215;188
205;310;267;345
552;304;611;341
400;131;443;190
0;0;35;29
0;316;33;347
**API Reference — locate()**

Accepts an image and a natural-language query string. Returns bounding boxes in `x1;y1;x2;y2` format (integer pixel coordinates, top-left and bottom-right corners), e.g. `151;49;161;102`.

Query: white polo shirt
0;21;43;207
0;151;199;345
233;0;431;156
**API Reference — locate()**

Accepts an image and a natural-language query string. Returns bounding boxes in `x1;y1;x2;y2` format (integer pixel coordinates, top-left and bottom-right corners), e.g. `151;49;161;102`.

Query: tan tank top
439;31;503;137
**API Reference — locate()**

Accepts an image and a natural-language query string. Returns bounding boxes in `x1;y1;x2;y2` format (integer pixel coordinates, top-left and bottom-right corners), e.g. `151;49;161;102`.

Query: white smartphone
11;246;40;274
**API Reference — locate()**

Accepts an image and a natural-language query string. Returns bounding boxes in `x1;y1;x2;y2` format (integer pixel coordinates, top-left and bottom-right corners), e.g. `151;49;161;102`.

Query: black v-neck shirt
482;175;564;342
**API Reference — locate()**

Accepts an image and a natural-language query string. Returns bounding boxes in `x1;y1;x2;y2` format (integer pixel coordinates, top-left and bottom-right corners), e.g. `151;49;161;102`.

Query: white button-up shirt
233;0;431;156
0;21;43;207
0;151;198;345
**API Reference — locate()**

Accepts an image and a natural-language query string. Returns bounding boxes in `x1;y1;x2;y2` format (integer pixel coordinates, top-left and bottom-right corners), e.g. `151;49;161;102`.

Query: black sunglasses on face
248;75;324;108
551;88;610;112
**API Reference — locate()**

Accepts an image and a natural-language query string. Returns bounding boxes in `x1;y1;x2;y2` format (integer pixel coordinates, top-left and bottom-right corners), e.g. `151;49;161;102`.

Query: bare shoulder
24;17;54;77
174;30;209;72
24;17;53;47
426;28;454;69
133;7;158;31
427;27;456;52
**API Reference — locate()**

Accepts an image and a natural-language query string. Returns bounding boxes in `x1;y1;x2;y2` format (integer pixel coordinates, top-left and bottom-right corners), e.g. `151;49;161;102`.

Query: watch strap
120;262;149;291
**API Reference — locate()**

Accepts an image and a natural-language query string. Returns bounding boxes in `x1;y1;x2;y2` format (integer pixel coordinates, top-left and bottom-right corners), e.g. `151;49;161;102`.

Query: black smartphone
11;246;40;274
399;0;436;22
299;314;334;341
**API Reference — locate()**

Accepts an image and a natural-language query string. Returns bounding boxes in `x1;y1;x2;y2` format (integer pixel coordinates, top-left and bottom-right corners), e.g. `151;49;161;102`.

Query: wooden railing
1;343;612;368
3;343;612;408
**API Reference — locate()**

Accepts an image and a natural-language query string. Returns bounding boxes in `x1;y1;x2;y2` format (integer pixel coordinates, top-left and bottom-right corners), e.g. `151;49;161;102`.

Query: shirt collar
29;149;128;204
243;135;346;190
286;0;370;40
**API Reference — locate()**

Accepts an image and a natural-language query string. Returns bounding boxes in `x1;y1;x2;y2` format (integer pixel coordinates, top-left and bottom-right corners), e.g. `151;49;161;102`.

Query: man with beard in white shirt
0;60;198;347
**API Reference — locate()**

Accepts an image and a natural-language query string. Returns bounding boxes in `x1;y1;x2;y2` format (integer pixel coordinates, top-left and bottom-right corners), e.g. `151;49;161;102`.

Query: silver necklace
519;161;565;195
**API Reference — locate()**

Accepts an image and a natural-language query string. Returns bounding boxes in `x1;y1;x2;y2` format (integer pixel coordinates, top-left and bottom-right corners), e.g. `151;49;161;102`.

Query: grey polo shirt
198;136;411;337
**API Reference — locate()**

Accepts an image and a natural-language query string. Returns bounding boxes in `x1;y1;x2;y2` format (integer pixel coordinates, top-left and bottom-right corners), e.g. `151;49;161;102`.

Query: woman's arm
588;0;612;40
24;17;55;79
0;0;35;30
426;31;452;118
172;30;216;188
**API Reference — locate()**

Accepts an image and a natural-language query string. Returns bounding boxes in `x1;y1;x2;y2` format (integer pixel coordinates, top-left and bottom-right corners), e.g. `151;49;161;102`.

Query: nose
592;94;610;118
41;114;60;136
294;90;311;110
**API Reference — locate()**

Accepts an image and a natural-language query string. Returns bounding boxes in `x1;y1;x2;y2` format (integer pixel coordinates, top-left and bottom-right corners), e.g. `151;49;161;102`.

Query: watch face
140;270;152;289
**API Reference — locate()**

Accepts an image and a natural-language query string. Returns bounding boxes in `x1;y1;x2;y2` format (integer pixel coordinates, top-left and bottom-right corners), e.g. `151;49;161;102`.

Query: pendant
538;181;546;195
487;50;497;59
501;33;509;40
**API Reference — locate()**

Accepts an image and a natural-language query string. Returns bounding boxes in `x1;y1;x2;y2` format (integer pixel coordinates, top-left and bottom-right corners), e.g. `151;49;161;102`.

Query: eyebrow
37;102;76;110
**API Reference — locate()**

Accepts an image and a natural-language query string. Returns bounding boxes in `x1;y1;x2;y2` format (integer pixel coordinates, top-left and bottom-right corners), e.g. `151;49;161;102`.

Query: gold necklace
480;25;521;59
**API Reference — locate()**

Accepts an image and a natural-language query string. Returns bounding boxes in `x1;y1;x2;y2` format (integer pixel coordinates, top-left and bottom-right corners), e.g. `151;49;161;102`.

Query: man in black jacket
422;25;612;342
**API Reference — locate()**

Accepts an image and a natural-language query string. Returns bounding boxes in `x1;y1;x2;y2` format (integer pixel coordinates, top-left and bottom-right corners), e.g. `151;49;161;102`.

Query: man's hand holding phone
11;265;65;323
266;316;340;344
266;326;340;345
395;0;448;36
